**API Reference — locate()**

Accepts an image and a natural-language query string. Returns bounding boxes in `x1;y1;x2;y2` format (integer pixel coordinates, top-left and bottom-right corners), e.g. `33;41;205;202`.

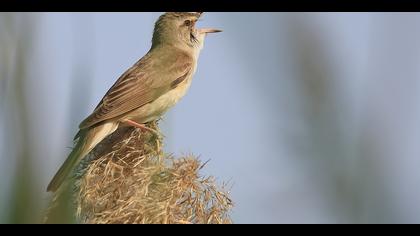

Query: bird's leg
125;120;159;136
124;120;162;155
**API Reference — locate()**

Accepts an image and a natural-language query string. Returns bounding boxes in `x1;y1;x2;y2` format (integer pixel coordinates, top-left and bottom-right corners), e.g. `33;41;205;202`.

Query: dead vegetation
46;122;233;224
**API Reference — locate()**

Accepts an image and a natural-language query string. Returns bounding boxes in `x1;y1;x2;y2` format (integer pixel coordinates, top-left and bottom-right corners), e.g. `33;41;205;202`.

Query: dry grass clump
48;122;233;224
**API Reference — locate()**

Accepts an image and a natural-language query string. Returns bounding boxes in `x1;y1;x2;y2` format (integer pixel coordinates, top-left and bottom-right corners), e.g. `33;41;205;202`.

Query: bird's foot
124;120;162;155
125;120;159;136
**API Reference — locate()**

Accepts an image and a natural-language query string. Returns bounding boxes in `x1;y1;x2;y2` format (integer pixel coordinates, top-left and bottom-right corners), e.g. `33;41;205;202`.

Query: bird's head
152;12;221;51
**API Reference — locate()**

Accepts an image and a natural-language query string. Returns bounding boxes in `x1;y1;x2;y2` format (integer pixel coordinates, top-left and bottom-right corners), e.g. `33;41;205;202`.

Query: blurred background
1;12;420;224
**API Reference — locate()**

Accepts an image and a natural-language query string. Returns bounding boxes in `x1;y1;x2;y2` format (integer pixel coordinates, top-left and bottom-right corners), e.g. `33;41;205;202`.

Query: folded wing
79;48;193;129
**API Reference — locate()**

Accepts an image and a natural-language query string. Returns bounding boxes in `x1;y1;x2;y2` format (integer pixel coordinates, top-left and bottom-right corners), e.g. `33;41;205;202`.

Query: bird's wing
79;49;193;129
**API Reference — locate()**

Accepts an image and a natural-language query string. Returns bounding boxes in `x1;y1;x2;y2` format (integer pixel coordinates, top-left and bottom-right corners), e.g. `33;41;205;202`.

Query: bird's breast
126;71;195;123
159;74;193;109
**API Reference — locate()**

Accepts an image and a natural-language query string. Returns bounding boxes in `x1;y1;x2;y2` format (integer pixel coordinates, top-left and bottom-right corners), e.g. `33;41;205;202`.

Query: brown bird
47;12;221;192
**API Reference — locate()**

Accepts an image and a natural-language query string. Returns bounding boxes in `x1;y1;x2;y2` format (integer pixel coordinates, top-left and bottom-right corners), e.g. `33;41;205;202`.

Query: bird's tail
47;122;118;192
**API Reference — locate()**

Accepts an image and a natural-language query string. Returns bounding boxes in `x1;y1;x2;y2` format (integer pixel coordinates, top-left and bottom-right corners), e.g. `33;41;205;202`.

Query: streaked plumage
47;12;221;192
80;48;194;128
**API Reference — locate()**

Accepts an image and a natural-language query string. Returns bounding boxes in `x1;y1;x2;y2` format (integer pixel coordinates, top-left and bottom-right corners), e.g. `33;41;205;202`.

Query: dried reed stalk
46;122;233;224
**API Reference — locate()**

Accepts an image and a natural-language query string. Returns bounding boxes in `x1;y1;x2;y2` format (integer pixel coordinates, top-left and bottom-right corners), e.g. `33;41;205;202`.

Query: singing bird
47;12;221;192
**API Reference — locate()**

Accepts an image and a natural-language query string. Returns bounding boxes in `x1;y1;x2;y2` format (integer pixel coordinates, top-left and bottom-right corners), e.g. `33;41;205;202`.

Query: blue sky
2;13;420;223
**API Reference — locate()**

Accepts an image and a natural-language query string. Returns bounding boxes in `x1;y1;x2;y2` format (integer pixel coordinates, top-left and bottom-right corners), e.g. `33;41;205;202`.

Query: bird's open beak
198;28;223;34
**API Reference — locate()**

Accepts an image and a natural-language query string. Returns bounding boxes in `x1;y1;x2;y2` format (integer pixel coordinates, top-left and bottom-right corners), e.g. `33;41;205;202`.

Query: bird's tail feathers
46;132;88;192
47;122;118;192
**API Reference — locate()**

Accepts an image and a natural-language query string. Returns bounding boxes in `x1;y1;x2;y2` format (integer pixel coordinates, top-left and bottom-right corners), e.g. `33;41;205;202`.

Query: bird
47;12;221;192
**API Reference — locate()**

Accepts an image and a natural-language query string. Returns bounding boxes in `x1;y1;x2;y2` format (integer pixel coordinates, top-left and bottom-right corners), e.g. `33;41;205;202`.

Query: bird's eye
184;20;191;27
